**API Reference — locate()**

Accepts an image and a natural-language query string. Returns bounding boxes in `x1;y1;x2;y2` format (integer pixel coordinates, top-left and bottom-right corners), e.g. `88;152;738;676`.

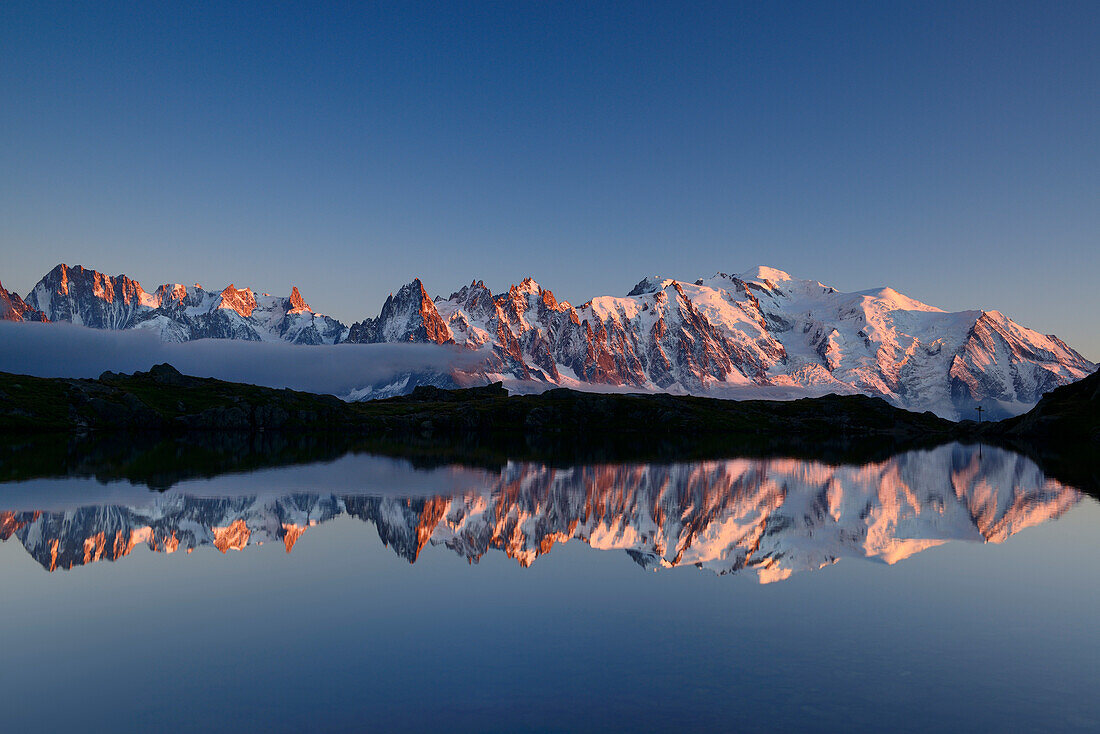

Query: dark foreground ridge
1;363;1097;443
971;367;1100;497
0;363;954;437
0;364;1095;495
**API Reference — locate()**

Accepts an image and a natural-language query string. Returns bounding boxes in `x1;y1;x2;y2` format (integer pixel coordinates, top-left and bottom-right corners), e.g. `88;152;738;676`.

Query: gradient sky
2;1;1097;357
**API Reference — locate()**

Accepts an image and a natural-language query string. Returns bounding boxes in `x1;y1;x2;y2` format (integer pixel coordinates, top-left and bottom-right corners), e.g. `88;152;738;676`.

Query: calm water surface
1;442;1097;733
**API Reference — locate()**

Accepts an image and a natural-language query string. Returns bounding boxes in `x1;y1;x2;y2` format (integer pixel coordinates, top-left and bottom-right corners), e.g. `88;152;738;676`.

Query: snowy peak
739;265;793;283
855;286;942;313
946;309;1090;411
154;282;192;305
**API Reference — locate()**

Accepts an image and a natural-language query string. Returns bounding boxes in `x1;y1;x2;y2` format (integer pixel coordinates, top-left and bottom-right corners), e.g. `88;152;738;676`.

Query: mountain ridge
3;262;1094;419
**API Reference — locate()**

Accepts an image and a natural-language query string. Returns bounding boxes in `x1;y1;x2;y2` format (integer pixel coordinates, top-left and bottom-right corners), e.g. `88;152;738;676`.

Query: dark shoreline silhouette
0;364;1096;495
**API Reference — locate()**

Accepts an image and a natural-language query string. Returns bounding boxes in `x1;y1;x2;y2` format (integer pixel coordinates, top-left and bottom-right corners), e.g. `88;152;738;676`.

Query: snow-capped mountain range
0;444;1079;581
8;264;345;344
2;263;1094;419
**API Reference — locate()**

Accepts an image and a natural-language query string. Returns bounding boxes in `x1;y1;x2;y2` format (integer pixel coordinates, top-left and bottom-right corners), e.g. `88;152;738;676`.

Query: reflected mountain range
0;443;1080;582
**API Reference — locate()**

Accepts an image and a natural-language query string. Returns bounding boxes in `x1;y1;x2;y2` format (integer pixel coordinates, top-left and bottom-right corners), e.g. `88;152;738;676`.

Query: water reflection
0;443;1079;581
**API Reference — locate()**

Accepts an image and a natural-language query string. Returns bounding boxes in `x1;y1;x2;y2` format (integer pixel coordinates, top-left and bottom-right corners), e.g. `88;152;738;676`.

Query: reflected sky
1;442;1098;732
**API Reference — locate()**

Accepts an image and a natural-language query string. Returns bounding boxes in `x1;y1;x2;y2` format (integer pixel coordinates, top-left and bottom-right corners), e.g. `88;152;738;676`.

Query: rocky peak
539;287;564;311
154;283;192;306
627;276;667;296
26;264;152;328
448;279;492;303
447;280;496;321
344;278;452;345
53;264;146;304
50;263;72;294
513;277;541;295
287;286;310;314
217;284;257;318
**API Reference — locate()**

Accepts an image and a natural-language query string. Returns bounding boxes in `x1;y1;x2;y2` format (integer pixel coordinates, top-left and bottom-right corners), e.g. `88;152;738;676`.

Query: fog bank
0;322;484;397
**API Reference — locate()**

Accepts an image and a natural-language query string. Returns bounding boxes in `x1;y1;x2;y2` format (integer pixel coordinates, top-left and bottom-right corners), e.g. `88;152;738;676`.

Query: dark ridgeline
0;364;1096;497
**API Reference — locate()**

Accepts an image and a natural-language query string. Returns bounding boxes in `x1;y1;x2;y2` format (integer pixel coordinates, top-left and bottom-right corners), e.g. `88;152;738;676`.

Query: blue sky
2;1;1097;357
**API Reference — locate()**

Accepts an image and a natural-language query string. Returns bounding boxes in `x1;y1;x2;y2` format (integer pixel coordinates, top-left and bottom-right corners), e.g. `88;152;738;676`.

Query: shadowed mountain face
1;444;1078;580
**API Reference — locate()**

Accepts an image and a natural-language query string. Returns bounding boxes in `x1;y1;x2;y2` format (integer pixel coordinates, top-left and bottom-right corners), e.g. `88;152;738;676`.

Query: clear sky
2;1;1097;358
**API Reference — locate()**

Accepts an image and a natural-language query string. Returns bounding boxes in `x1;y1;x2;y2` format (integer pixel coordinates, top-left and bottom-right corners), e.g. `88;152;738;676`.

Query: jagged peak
34;263;149;305
511;277;542;295
377;278;446;326
39;263;75;294
391;278;432;300
43;262;82;279
627;276;672;296
154;282;190;302
43;263;137;283
217;284;257;318
288;286;310;313
447;279;493;302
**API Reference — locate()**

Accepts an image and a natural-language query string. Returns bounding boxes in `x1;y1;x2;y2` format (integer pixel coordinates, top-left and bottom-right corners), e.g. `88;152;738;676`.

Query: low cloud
0;322;486;397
